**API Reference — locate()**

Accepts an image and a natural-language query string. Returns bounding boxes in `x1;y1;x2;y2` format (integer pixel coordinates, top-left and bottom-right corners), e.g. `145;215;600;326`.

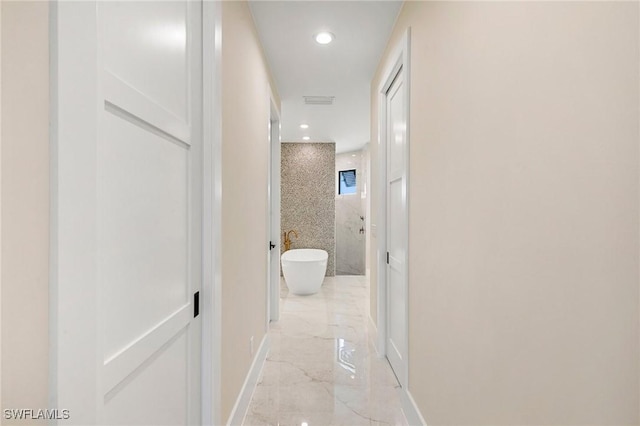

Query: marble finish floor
243;275;408;426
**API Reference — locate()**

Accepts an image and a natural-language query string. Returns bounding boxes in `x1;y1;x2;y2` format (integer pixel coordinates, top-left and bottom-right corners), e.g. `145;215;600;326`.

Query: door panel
102;1;189;122
98;1;202;423
104;330;188;426
100;111;189;359
52;1;204;422
386;68;406;384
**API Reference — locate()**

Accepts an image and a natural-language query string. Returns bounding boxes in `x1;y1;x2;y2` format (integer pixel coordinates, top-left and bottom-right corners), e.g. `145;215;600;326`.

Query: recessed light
302;136;310;141
314;32;334;45
351;154;356;157
300;124;309;129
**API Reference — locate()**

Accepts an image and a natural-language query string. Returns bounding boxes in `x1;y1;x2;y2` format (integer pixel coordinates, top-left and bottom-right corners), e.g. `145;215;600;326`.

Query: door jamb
376;27;411;389
267;91;281;325
49;2;100;421
202;1;222;424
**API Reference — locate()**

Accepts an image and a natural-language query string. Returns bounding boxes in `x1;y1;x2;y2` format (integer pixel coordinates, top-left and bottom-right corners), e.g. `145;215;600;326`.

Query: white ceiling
249;1;402;153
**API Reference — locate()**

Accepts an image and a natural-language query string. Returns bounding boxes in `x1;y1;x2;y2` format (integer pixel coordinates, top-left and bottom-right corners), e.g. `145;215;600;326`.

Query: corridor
3;1;639;424
243;276;407;426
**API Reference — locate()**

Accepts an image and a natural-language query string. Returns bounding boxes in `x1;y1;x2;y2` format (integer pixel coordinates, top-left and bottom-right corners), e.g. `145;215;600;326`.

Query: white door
268;110;281;322
386;68;407;385
100;2;202;424
53;1;203;424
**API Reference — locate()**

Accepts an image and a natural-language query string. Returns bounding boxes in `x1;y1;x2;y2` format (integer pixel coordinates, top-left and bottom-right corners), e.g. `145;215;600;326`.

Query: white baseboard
226;334;270;426
401;387;427;426
369;315;425;425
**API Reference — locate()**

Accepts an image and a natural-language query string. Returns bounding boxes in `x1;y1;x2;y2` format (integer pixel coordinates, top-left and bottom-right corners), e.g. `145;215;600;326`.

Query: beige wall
1;1;50;423
221;2;280;422
371;2;639;424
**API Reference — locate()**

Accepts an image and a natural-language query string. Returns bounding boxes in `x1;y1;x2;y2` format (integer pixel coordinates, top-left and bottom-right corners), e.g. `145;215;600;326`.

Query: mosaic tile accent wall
281;143;336;276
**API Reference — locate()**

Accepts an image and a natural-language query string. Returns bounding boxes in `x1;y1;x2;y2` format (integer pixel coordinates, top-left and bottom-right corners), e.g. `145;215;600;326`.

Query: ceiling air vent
303;96;335;105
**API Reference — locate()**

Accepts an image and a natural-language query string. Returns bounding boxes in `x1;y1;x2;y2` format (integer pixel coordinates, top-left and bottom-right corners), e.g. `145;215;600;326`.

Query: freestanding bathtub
281;249;328;295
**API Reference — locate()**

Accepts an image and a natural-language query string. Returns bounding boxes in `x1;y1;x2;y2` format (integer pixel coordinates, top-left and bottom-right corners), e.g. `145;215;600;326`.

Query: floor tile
243;276;408;426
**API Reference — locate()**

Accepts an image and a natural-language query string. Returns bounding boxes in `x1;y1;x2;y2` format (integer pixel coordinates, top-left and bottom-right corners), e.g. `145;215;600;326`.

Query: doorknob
269;241;276;250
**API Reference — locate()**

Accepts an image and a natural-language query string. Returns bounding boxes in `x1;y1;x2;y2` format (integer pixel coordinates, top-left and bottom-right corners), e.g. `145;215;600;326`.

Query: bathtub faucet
283;230;298;252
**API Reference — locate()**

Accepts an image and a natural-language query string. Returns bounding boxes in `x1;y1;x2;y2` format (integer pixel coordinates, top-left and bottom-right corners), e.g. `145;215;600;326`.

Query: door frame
376;28;411;388
49;1;220;423
202;1;222;424
267;93;281;324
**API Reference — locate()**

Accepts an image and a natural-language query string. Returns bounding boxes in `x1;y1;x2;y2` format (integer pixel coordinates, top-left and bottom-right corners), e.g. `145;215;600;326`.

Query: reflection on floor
243;275;408;426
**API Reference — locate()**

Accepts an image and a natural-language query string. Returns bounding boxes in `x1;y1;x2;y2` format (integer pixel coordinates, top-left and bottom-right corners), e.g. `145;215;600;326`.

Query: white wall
362;144;371;278
336;150;365;275
371;2;639;424
1;1;49;423
220;2;280;422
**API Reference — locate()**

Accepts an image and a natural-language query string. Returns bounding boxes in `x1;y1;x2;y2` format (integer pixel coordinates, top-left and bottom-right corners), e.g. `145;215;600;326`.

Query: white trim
377;28;411;388
226;335;270;426
202;1;222;424
50;2;100;422
376;78;386;358
401;388;427;426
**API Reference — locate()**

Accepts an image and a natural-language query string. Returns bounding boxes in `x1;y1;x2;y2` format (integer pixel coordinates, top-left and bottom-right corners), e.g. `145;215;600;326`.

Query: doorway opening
268;97;281;323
